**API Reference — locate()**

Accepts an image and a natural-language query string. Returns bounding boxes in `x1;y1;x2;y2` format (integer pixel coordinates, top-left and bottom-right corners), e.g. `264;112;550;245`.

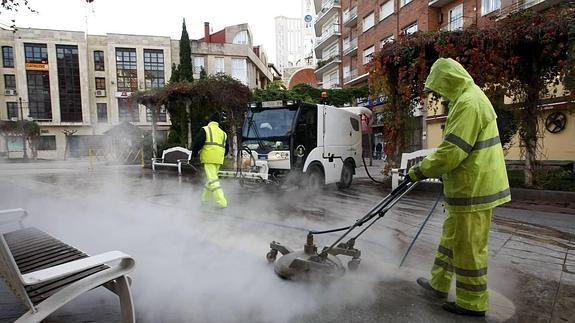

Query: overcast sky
1;0;303;64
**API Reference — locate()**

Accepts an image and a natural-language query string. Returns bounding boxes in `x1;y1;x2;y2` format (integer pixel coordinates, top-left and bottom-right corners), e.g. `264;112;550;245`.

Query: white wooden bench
391;148;441;189
152;146;193;176
0;208;136;323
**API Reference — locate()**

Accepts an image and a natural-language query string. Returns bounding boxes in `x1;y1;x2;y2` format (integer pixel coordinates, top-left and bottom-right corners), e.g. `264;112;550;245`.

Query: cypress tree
179;19;194;82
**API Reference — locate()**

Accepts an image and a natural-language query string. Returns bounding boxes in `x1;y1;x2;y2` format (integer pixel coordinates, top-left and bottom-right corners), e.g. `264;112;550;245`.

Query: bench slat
26;266;108;305
17;247;82;269
19;252;87;274
14;244;75;262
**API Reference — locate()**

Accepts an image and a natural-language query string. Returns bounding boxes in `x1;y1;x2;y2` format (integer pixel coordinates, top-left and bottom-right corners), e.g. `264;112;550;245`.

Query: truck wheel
336;162;353;189
306;165;324;191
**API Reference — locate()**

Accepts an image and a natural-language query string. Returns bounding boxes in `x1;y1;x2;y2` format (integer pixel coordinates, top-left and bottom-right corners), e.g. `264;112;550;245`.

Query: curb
510;187;575;203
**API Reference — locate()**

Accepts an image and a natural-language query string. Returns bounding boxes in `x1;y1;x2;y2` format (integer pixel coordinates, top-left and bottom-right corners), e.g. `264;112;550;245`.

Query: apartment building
313;0;343;89
0;24;274;160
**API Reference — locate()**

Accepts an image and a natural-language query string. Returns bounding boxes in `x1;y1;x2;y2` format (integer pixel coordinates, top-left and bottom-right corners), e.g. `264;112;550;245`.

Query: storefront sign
356;96;387;108
25;63;49;71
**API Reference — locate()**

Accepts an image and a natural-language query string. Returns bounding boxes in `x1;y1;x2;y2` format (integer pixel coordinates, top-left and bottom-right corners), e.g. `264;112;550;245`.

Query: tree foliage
1;0;35;13
178;19;193;82
253;82;369;107
369;4;575;185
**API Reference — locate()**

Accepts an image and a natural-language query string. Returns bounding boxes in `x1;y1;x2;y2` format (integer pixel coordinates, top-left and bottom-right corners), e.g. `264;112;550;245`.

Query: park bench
0;208;136;323
391;148;441;189
152;146;193;176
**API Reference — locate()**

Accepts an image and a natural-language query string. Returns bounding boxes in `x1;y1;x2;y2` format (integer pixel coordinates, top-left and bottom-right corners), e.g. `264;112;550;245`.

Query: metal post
150;105;158;159
18;97;28;160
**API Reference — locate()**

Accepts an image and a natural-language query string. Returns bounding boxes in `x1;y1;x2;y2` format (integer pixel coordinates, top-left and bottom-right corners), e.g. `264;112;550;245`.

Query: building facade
0;24;274;160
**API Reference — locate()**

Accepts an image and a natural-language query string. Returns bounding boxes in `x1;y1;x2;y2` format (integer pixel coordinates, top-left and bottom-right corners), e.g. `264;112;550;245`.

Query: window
24;43;48;64
94;51;105;71
144;49;165;89
400;0;413;7
118;99;139;122
95;77;106;90
402;22;418;35
482;0;500;15
215;57;225;74
6;102;18;119
56;45;82;122
363;45;375;65
97;103;107;122
363;12;375;32
4;74;15;89
324;70;339;88
34;136;56;151
2;46;14;67
146;105;167;122
116;48;137;92
449;4;464;31
233;31;249;45
193;56;205;76
380;1;394;21
232;58;247;85
381;35;394;48
26;70;52;120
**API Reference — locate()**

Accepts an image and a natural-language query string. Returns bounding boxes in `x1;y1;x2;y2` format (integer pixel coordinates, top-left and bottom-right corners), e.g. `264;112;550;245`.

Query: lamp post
18;97;27;160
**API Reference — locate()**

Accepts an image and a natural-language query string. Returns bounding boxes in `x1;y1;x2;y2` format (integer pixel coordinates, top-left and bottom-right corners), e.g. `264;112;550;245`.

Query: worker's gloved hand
403;173;413;183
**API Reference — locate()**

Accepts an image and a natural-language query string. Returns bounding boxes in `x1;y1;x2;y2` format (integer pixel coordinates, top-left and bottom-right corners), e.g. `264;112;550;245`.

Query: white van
221;100;371;189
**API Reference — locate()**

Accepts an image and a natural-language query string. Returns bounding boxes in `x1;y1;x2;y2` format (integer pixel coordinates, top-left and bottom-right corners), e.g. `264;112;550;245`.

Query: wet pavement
0;161;573;323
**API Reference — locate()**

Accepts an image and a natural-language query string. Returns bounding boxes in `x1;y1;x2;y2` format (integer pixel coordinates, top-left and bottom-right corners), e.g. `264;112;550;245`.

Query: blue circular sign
304;15;313;23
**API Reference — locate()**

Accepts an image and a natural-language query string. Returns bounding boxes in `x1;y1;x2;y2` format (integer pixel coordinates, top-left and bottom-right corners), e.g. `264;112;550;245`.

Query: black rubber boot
442;302;486;317
416;277;448;299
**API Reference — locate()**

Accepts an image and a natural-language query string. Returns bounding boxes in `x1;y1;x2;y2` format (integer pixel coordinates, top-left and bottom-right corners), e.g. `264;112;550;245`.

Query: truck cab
236;100;371;188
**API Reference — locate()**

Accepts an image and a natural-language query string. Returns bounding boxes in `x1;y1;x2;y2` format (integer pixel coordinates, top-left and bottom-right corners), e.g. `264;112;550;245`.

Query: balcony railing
343;6;357;25
317;25;340;46
343;38;358;55
316;0;341;23
343;68;358;83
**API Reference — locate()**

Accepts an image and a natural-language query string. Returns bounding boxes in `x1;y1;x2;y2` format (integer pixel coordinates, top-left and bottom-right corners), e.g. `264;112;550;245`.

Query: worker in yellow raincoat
192;112;228;209
408;58;511;317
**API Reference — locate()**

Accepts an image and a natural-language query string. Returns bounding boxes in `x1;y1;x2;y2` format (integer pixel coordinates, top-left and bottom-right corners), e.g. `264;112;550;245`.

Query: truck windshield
242;108;297;139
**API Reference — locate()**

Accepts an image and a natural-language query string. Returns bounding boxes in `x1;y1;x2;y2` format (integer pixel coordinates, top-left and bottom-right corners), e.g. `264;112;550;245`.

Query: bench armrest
390;168;405;174
21;251;135;285
0;208;28;227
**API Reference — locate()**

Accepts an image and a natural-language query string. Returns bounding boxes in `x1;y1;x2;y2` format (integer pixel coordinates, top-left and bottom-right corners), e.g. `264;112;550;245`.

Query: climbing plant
369;4;575;186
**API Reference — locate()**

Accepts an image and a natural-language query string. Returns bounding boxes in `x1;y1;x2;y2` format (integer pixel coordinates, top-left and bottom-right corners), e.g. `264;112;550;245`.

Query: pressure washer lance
267;179;419;280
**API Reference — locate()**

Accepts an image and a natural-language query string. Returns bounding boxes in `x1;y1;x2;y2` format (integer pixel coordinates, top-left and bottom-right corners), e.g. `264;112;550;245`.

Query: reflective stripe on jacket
409;58;511;212
200;121;227;165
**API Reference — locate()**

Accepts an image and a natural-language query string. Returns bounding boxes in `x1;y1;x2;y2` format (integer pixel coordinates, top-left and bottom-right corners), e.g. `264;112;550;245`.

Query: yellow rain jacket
200;121;227;165
409;58;511;212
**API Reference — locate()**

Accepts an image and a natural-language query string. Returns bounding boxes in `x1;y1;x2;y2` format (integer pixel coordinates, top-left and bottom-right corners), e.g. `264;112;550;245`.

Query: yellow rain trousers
201;163;227;208
429;209;492;312
408;58;511;312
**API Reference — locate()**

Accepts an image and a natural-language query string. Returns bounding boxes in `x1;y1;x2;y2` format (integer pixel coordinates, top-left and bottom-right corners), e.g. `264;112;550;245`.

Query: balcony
343;7;358;27
344;69;369;86
497;0;561;19
428;0;455;7
314;24;341;56
314;0;341;36
315;54;341;79
343;37;358;56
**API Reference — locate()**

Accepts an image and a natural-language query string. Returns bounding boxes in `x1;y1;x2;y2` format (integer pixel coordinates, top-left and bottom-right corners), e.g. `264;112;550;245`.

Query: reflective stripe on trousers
201;163;227;208
429;209;492;312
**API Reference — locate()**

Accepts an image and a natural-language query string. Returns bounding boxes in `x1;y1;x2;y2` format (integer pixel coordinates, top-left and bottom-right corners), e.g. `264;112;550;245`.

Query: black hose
362;155;386;184
309;179;413;235
398;189;443;268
